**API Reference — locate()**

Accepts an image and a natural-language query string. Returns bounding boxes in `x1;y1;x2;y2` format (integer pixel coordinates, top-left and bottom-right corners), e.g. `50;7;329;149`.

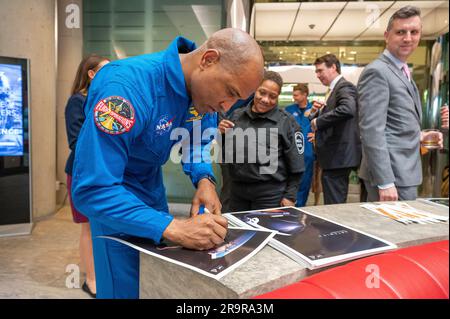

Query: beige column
0;0;57;220
56;0;83;206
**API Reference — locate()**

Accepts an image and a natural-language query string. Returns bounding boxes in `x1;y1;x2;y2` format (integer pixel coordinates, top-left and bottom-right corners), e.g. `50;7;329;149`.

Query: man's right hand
162;214;228;250
218;119;235;134
378;186;398;201
312;101;325;113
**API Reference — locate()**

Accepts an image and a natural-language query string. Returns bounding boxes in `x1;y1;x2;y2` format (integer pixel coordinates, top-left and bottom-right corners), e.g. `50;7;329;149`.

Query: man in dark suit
309;54;361;204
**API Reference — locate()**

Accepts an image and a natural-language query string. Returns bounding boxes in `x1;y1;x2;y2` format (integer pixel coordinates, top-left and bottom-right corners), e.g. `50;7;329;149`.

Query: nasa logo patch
155;114;175;136
94;96;135;135
295;131;305;155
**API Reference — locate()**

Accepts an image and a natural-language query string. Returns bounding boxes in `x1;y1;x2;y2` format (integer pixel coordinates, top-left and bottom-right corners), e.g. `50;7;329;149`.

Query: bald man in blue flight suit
71;28;264;298
285;84;315;207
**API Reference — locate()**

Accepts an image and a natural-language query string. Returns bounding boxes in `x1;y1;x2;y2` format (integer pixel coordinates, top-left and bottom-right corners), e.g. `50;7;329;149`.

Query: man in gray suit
358;6;443;201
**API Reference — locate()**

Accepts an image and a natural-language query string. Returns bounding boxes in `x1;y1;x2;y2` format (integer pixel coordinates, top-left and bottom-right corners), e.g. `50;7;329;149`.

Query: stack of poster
224;207;397;269
361;202;449;225
100;227;275;280
418;198;449;209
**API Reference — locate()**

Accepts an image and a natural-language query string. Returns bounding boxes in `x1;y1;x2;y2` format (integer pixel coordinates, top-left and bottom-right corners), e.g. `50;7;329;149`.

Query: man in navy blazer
309;54;361;204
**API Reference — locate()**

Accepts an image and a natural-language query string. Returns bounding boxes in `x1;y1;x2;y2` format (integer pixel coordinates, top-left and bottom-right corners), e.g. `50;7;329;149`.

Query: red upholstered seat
254;240;449;299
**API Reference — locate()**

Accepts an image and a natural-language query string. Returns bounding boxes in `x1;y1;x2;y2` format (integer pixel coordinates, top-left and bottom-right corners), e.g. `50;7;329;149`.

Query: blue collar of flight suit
163;37;197;106
296;102;312;114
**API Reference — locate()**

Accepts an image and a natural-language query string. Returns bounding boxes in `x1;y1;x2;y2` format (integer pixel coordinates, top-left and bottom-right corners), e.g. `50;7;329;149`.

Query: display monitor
0;56;31;236
0;57;28;157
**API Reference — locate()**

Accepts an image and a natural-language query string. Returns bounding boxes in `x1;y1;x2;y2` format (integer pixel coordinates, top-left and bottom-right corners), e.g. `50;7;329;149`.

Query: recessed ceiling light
350;51;357;54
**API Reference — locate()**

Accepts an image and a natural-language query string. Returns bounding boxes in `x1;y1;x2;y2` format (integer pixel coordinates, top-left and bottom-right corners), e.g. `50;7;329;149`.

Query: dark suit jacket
309;77;361;170
64;93;86;175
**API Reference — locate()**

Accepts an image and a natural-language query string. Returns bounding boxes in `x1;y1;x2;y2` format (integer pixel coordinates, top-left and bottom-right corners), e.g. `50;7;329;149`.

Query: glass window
83;0;225;59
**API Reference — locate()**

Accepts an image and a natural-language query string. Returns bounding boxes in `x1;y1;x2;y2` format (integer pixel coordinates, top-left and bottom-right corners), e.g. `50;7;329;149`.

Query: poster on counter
418;198;449;209
100;227;275;280
225;207;397;269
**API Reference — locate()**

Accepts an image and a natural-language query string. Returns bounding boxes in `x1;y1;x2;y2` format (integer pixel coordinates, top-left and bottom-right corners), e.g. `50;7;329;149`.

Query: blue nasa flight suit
285;102;315;207
71;37;217;299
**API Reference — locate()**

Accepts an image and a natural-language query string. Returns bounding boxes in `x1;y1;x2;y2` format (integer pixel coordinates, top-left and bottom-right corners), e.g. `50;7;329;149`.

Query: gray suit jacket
357;54;422;187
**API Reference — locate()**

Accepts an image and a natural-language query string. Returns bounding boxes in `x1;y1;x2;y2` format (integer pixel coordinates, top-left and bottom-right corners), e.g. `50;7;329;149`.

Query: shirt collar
329;74;343;91
245;103;281;123
164;36;197;103
297;101;312;112
383;49;405;70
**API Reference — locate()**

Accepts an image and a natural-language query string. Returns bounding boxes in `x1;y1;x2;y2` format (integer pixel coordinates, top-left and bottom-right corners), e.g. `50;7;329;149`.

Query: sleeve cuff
152;214;174;244
377;183;395;190
193;174;217;188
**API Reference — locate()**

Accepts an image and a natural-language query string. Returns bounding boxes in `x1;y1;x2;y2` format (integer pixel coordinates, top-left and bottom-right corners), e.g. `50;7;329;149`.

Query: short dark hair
293;83;309;96
314;54;341;74
387;6;421;31
263;70;283;93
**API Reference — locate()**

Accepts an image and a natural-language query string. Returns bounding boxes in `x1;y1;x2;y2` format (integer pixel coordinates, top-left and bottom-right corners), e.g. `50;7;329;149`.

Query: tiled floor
0;203;192;299
0;206;89;298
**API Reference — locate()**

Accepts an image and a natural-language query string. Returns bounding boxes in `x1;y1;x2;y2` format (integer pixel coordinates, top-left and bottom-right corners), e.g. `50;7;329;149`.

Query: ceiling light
350;51;357;54
326;51;331;54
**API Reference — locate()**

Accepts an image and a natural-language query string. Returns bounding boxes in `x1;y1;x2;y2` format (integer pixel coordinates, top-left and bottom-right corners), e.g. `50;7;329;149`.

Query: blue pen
198;205;210;215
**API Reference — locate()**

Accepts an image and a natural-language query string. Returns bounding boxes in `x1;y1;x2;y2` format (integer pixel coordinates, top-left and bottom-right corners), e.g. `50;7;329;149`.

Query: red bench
254;240;449;299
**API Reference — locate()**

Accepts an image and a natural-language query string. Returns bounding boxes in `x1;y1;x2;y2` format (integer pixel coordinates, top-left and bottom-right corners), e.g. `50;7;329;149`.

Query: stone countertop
140;200;449;299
